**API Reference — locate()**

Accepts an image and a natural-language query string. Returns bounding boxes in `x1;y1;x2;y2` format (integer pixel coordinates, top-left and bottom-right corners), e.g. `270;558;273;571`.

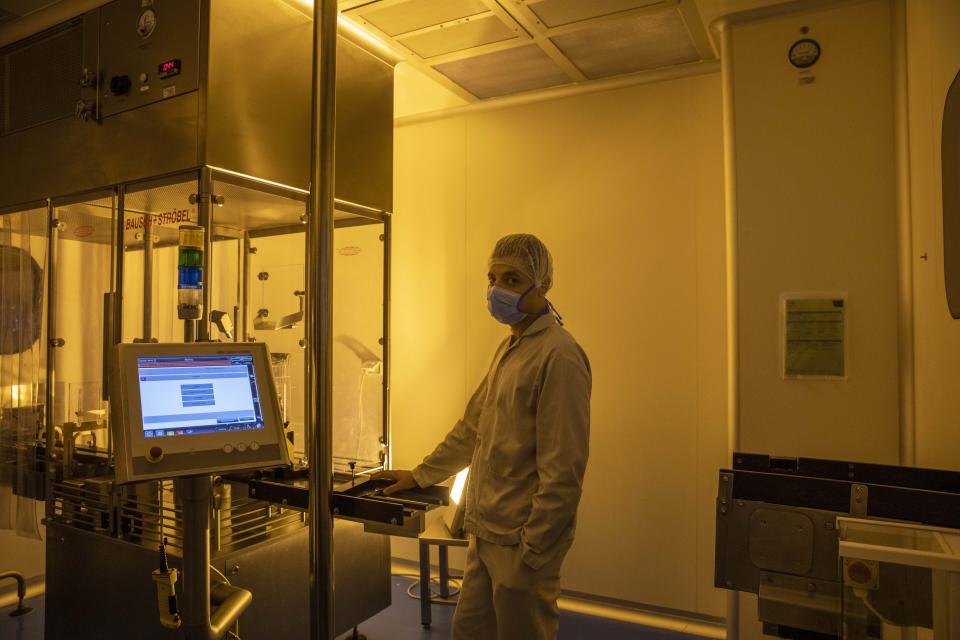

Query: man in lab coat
376;233;591;640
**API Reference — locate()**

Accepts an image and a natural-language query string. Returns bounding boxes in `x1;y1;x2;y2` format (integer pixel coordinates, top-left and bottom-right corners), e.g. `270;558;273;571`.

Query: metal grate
50;477;305;556
433;44;570;99
351;0;488;37
529;0;665;28
398;14;519;59
550;6;700;80
2;19;82;136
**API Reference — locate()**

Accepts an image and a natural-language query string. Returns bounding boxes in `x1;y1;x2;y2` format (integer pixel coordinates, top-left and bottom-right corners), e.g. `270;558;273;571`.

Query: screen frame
112;342;288;483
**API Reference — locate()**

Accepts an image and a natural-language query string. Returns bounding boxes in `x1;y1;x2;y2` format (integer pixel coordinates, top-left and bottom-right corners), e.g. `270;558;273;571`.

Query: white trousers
452;535;572;640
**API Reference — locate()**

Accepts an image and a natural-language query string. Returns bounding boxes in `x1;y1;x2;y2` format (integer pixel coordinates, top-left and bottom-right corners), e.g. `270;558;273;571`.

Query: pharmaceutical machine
0;1;446;638
715;454;960;639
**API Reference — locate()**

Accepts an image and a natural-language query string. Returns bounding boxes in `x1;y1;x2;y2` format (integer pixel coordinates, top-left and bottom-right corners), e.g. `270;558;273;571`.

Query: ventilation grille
551;7;700;80
434;44;570;99
399;13;518;59
344;0;714;101
529;0;664;28
354;0;488;37
2;19;82;136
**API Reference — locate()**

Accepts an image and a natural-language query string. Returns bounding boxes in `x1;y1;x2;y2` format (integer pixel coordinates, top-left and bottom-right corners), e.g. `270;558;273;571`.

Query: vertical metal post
242;232;251;342
381;213;391;467
198;168;213;342
43;198;59;520
142;203;155;342
891;0;916;467
719;24;741;640
307;0;337;638
44;198;56;467
178;474;212;640
113;187;126;349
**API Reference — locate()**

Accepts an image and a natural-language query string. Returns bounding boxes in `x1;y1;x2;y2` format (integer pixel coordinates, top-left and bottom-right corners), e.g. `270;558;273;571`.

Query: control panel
98;0;200;119
111;342;289;484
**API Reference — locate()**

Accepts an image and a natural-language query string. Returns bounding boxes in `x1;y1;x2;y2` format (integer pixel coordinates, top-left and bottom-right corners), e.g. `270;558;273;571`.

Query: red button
847;561;872;584
148;446;163;462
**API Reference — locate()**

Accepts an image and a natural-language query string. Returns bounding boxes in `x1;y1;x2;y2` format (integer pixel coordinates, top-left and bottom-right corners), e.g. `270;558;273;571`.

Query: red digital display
158;59;181;79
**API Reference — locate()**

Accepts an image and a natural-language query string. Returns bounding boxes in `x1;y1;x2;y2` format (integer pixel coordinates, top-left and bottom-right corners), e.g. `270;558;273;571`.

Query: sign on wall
781;295;846;379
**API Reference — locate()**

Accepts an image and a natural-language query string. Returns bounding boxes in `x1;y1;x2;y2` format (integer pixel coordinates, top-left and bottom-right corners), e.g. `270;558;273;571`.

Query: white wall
906;0;960;472
392;70;728;617
721;1;905;636
728;0;901;462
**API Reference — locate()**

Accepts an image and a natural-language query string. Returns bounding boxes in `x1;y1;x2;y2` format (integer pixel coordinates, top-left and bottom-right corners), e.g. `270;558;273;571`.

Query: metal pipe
307;0;338;638
44;198;57;481
142;204;154;341
333;198;386;221
0;571;31;617
891;0;916;467
382;213;391;466
113;187;126;347
178;476;252;640
198;169;213;342
242;232;251;342
719;24;741;640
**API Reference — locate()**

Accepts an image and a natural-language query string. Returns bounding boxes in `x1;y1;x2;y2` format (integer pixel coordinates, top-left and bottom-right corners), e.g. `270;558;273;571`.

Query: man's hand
373;469;418;496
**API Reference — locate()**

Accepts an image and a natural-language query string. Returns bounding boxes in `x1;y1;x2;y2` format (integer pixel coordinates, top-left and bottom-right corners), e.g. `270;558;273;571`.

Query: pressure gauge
137;9;157;39
789;38;820;69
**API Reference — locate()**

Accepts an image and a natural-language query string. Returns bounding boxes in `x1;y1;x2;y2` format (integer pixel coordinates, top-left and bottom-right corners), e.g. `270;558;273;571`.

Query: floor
1;575;705;640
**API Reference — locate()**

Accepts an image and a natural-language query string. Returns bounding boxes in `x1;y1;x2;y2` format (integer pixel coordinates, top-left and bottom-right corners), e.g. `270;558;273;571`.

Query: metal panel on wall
943;69;960;318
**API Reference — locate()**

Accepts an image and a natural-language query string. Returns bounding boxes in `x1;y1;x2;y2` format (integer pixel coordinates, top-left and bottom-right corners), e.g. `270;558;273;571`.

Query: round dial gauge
137;9;157;39
789;39;821;69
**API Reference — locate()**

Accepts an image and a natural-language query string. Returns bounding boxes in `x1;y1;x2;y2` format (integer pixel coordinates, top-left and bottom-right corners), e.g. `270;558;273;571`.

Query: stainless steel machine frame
0;1;428;639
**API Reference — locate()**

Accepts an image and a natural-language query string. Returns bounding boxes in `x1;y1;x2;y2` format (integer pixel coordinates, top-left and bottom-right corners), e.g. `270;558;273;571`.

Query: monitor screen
137;354;265;438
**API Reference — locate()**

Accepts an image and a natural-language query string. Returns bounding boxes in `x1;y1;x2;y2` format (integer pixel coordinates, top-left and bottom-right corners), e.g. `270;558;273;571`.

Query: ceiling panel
433;44;570;99
528;0;665;29
398;13;518;59
350;0;489;37
551;6;700;79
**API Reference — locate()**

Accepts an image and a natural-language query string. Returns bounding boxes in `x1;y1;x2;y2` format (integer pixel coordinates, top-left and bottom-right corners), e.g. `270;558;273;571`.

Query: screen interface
137;354;265;438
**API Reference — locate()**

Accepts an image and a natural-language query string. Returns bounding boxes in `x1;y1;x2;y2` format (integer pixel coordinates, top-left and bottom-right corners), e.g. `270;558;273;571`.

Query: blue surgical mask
487;285;533;325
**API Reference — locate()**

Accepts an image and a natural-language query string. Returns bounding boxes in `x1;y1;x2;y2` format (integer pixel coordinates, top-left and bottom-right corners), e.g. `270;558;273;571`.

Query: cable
857;592;897;626
209;564;231;586
392;572;464;606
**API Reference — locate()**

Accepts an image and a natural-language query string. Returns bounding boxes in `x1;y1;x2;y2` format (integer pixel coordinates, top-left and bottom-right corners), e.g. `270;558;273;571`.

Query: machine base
45;519;390;639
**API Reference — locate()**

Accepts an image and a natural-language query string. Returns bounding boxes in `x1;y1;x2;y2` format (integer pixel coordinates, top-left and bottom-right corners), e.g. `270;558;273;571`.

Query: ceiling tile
398;14;518;59
349;0;489;37
528;0;663;29
551;6;700;79
433;44;571;99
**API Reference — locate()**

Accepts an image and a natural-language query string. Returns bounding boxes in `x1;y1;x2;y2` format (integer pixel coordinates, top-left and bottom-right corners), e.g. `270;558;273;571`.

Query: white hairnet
488;233;553;292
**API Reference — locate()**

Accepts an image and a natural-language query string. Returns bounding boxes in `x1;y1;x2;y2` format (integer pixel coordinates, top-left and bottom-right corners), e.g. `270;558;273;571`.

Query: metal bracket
188;193;225;206
850;483;868;516
718;471;734;516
